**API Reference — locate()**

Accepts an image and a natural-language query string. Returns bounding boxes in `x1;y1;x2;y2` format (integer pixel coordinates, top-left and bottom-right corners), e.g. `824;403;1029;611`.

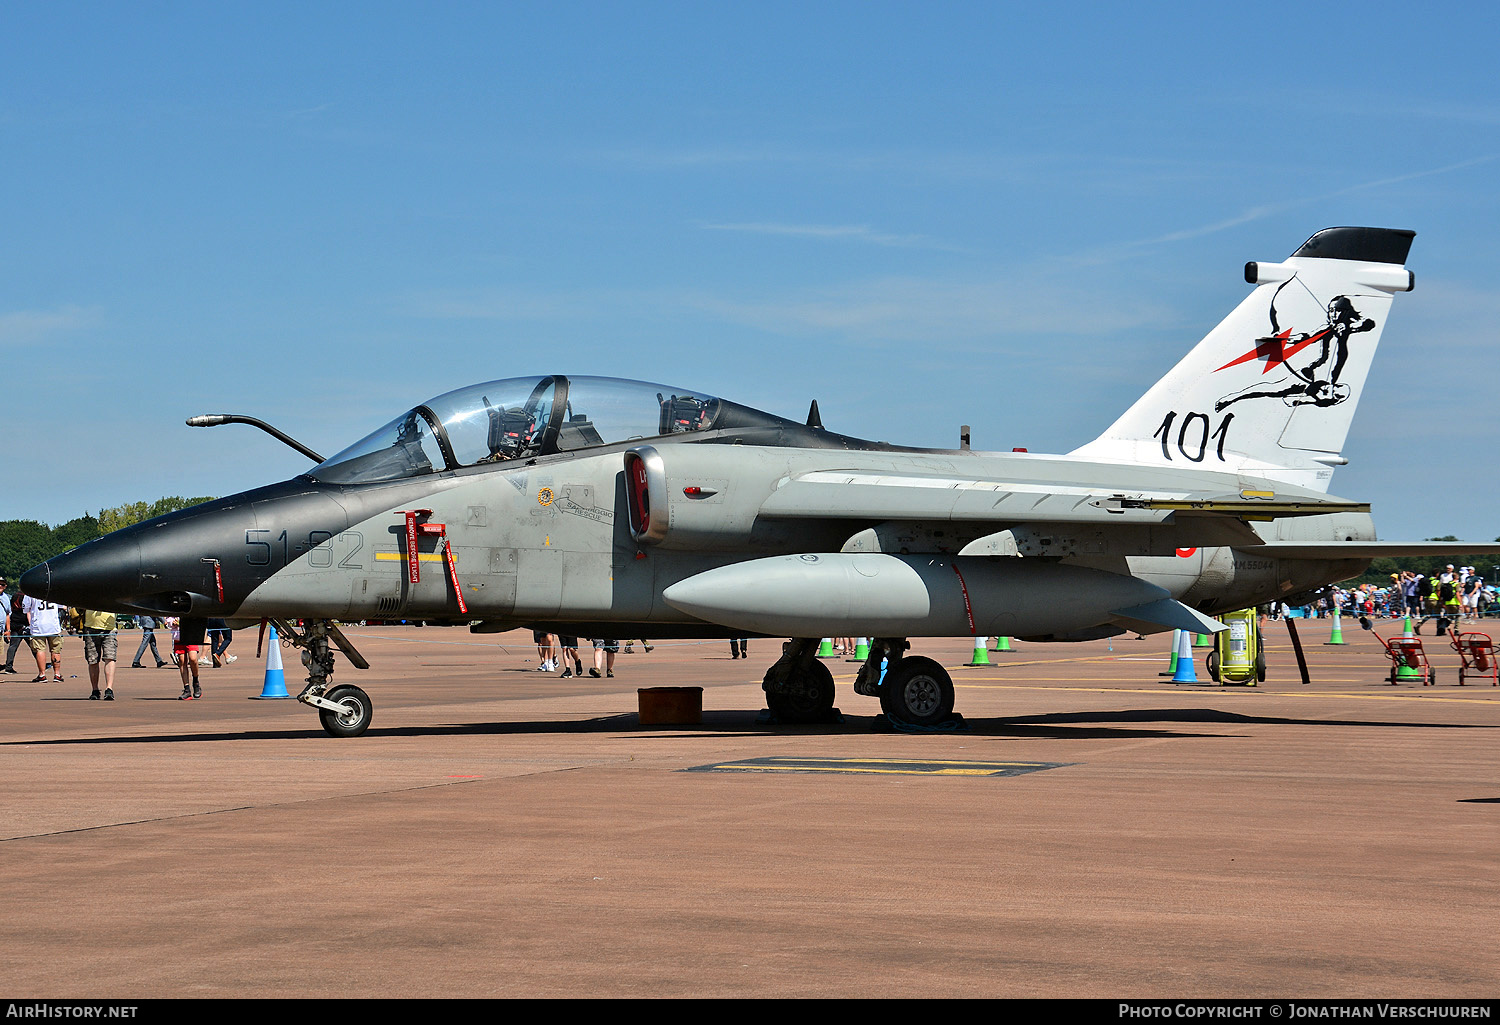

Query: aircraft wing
1237;541;1500;559
756;469;1368;526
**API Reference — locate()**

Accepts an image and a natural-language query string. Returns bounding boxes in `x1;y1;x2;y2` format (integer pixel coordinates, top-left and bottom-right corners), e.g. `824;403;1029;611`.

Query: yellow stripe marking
689;756;1066;777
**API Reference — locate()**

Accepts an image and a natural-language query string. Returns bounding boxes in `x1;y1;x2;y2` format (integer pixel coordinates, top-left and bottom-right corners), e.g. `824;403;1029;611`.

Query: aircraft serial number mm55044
23;226;1500;736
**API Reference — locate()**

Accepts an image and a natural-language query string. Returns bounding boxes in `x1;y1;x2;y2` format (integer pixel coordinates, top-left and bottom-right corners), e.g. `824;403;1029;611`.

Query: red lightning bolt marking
1215;328;1329;374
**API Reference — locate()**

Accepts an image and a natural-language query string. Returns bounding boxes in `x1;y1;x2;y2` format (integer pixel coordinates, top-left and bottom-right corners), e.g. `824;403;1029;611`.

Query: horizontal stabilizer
1241;541;1500;560
1110;599;1226;636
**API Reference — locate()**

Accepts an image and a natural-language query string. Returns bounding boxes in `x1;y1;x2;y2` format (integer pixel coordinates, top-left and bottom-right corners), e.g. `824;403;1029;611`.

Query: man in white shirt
21;594;64;682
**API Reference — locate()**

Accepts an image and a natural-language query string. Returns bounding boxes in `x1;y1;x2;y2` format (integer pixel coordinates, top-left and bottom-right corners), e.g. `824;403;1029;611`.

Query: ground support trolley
1450;630;1498;686
1372;633;1435;686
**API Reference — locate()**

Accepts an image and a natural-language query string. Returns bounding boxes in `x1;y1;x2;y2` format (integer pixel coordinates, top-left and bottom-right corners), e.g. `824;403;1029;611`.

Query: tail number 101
1153;411;1233;463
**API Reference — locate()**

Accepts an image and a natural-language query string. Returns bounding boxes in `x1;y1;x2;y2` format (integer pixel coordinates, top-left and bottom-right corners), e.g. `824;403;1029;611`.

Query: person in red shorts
167;616;207;700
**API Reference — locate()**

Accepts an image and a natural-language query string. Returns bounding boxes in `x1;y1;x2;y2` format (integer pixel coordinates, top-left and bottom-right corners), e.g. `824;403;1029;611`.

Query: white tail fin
1072;227;1415;492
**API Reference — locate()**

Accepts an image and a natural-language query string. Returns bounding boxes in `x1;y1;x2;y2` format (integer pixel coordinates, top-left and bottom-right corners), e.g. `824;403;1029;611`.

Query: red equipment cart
1449;629;1498;686
1371;632;1436;686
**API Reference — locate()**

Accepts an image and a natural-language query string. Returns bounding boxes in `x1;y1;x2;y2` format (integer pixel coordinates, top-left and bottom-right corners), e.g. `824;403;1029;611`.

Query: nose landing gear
318;684;374;737
271;619;374;737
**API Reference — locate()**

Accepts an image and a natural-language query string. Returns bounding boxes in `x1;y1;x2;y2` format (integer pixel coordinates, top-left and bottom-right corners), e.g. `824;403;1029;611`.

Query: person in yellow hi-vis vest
1438;566;1462;633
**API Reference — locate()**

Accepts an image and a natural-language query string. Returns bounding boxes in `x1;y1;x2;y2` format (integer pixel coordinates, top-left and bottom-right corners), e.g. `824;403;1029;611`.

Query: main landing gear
271;619;374;738
762;637;957;727
761;638;837;723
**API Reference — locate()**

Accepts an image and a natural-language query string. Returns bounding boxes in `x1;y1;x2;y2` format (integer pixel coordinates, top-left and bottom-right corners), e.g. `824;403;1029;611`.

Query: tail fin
1071;227;1415;492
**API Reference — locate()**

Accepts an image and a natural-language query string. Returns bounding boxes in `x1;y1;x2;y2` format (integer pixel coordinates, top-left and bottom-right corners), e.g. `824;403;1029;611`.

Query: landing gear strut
852;638;957;726
271;618;374;738
761;638;837;723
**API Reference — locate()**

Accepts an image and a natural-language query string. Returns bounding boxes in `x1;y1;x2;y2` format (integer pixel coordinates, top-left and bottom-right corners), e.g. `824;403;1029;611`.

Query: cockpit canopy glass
310;376;722;484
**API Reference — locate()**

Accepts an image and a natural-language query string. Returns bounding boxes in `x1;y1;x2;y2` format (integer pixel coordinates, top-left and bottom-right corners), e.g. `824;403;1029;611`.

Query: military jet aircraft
23;226;1496;737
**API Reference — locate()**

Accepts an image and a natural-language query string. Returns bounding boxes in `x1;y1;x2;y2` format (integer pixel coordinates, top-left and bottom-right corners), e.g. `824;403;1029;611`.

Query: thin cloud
0;306;98;346
1137;155;1500;246
400;272;1172;348
689;273;1174;346
700;221;971;252
593;144;1081;183
282;102;336;120
595;145;804;168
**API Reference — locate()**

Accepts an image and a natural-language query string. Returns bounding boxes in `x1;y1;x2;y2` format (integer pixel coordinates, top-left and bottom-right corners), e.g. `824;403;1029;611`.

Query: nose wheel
317;685;373;738
271;618;375;738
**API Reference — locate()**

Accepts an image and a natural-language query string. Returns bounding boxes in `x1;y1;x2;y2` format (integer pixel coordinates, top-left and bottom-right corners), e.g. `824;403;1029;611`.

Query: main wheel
880;656;955;726
764;660;835;723
319;684;373;738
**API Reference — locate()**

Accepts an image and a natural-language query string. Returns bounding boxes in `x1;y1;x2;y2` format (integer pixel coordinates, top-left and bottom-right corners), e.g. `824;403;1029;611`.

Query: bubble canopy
310;376;724;484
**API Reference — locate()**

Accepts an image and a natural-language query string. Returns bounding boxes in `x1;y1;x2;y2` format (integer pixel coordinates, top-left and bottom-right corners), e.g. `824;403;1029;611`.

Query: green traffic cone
1160;629;1180;676
1325;609;1345;645
816;638;834;658
966;637;992;666
1193;632;1212;648
1395;615;1421;678
850;638;869;662
994;635;1013;652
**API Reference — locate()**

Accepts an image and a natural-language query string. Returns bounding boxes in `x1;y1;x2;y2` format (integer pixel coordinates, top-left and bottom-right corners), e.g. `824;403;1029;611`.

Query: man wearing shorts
1402;571;1423;620
1462;573;1482;621
533;630;556;672
590;639;618;678
557;636;582;678
22;594;65;683
74;608;119;700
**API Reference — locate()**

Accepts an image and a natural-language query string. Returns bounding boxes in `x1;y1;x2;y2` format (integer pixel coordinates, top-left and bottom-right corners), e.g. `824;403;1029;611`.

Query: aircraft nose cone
21;535;142;611
18;562;51;601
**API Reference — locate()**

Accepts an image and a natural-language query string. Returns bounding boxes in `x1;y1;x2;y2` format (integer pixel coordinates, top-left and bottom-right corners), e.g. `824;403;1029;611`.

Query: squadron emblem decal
1153;281;1376;463
1213;284;1375;412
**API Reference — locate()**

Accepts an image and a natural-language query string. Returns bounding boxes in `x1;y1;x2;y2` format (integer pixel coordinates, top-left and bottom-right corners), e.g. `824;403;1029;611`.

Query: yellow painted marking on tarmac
785;756;1023;767
689;756;1066;777
738;765;995;776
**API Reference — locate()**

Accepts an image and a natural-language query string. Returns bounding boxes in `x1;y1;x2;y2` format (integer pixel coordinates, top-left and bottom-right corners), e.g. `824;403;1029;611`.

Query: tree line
0;497;216;584
1352;536;1500;587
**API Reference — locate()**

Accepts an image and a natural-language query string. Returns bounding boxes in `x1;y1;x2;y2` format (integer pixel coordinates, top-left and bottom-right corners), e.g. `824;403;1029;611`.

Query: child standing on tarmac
168;616;206;699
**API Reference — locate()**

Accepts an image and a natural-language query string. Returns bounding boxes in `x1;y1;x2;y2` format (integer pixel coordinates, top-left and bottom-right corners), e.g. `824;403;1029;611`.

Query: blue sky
3;1;1497;544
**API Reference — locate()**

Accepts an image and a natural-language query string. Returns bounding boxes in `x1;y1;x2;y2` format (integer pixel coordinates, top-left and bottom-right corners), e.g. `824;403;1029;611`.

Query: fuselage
21;432;1372;639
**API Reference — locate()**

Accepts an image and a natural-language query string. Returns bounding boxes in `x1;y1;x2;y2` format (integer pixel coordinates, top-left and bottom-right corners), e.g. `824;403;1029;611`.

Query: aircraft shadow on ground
6;706;1491;747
